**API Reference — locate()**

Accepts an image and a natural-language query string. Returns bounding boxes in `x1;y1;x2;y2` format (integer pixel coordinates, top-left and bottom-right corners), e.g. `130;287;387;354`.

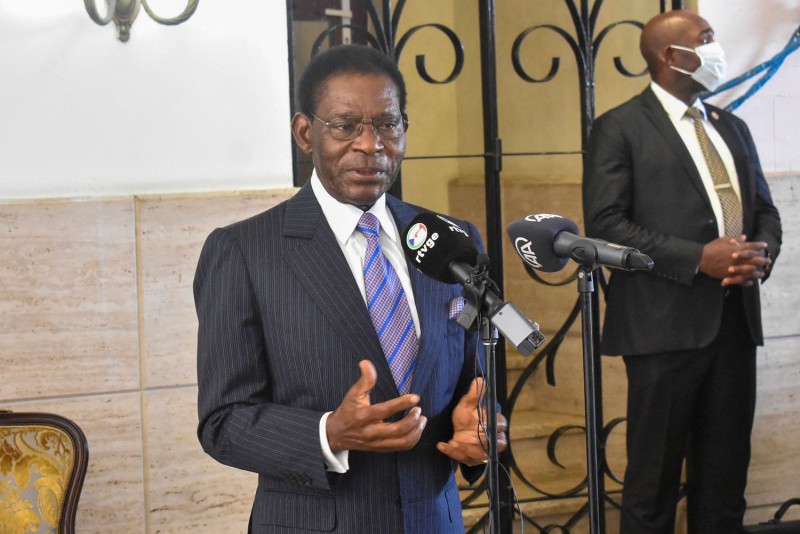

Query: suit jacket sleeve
194;226;331;489
583;96;782;285
583;107;705;286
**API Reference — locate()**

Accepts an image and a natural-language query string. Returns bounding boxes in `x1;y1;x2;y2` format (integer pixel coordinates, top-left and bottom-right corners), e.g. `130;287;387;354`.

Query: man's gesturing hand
326;360;426;453
436;377;508;467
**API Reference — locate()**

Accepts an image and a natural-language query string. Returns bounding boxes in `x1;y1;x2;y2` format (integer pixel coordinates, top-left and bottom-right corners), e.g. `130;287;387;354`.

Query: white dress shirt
650;81;741;238
309;170;421;473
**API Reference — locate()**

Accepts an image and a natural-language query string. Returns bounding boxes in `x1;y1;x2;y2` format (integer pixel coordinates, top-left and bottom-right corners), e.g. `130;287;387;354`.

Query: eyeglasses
309;113;408;141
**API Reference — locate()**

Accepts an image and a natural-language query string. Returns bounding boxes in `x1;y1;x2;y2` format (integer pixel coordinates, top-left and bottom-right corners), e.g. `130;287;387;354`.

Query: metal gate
286;2;684;532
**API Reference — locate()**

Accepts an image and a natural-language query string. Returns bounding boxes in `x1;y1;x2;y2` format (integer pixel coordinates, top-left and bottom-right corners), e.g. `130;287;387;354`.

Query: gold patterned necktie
685;106;743;237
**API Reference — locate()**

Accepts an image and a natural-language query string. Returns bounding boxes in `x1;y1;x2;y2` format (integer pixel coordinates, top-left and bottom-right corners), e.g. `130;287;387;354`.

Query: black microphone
402;211;545;356
507;213;654;271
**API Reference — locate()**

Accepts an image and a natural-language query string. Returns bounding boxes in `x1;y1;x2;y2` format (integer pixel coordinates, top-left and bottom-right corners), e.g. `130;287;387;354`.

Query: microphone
402;211;545;356
507;214;654;272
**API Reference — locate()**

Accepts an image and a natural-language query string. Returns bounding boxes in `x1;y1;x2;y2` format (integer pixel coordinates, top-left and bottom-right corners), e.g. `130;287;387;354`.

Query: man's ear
663;45;676;66
291;112;313;154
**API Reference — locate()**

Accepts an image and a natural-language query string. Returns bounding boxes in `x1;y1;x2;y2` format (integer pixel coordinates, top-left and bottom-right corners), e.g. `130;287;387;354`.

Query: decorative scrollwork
0;426;74;531
512;20;648;84
593;20;647;77
512;25;579;83
600;417;627;484
141;0;199;25
84;0;115;25
547;424;585;469
523;262;580;287
304;0;464;85
396;24;465;84
84;0;198;42
508;431;589;499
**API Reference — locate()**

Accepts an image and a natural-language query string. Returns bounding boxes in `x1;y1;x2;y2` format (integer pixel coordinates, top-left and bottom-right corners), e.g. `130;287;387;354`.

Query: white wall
1;3;797;200
701;1;800;172
0;1;292;199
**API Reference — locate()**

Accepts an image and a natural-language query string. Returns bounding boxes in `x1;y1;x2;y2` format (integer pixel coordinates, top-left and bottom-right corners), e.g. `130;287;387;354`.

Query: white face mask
669;41;727;91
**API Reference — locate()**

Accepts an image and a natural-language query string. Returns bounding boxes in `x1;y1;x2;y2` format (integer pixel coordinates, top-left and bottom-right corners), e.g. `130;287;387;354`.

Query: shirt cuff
319;411;349;473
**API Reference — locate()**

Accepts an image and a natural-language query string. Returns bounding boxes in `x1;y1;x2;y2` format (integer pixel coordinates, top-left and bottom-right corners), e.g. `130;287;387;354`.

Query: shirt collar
310;170;396;246
650;81;706;121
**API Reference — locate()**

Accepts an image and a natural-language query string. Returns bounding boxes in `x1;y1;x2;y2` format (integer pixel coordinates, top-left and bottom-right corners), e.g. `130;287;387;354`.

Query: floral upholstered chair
0;411;88;534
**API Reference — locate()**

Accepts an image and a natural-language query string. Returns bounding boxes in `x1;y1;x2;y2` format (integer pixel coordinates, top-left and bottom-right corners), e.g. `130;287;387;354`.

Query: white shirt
650;81;741;237
309;170;421;473
310;172;421;336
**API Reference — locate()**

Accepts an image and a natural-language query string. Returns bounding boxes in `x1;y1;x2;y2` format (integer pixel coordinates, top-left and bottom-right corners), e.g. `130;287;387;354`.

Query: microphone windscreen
506;214;580;272
402;212;478;284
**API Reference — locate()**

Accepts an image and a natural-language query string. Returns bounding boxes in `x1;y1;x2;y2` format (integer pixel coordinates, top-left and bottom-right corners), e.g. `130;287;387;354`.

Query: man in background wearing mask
582;10;781;534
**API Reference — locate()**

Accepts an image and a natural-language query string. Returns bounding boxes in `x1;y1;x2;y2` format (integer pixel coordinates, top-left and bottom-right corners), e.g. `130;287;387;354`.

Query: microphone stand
481;318;502;534
508;223;653;534
462;308;502;534
569;249;649;534
576;265;606;534
455;265;503;534
454;256;545;533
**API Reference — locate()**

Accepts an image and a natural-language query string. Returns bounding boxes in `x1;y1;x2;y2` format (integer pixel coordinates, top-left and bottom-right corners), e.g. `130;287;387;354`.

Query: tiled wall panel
0;179;796;532
0;190;294;533
143;387;254;533
136;191;293;389
761;174;799;338
0;199;139;400
745;334;800;523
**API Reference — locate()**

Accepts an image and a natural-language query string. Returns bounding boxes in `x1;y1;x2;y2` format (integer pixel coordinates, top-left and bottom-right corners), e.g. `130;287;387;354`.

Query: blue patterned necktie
356;212;418;395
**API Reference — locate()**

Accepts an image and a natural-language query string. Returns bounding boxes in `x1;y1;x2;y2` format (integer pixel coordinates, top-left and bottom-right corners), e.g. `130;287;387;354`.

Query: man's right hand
326;360;426;453
699;235;770;286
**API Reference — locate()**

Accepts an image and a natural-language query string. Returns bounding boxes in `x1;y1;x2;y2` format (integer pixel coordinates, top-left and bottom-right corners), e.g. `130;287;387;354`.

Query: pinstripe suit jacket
194;183;483;533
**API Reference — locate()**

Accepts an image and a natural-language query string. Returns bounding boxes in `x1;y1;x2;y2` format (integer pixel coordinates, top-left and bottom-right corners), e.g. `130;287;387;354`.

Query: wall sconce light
84;0;199;43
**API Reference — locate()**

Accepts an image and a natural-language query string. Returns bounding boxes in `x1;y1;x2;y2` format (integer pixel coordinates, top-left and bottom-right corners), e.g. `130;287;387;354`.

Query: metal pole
478;1;514;530
578;268;606;533
481;321;501;534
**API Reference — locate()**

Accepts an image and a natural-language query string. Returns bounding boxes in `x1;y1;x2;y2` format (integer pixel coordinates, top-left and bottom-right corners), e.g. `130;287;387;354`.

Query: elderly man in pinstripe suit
194;45;507;533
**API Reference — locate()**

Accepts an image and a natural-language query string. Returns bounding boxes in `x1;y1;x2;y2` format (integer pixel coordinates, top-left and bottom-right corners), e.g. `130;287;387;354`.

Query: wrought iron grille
286;1;684;532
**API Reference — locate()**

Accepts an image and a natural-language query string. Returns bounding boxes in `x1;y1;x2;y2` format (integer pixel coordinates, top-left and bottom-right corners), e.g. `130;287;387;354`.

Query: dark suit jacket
194;183;483;533
583;86;782;356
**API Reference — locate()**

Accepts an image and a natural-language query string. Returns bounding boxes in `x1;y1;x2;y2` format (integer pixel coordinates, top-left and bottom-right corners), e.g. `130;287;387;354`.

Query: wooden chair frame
0;411;89;534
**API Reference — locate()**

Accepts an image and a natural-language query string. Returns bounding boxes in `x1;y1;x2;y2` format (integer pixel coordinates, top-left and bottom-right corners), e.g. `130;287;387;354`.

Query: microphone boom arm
451;259;545;357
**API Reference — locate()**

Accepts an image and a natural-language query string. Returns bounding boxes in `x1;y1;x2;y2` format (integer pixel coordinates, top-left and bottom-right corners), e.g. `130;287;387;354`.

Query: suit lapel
387;198;448;396
706;106;754;233
282;184;397;401
639;87;713;212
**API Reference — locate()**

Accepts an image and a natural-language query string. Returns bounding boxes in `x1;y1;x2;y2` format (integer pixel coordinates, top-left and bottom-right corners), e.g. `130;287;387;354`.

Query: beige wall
1;191;294;532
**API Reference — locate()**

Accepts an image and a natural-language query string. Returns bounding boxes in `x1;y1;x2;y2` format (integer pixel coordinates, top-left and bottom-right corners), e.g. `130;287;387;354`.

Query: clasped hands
699;235;772;287
326;360;507;467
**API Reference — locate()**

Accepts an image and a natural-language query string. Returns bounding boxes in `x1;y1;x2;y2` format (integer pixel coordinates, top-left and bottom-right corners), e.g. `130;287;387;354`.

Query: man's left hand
436;377;508;466
722;237;772;287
